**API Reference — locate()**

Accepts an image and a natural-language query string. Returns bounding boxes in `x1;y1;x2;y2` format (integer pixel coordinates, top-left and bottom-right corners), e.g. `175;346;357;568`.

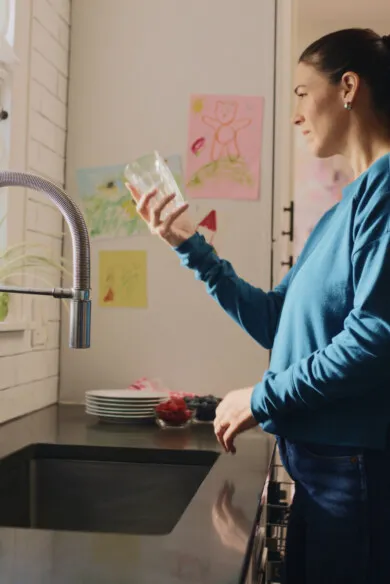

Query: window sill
0;321;26;332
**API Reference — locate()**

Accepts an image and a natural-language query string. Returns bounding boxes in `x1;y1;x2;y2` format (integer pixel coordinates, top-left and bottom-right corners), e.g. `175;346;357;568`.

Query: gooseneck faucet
0;171;91;349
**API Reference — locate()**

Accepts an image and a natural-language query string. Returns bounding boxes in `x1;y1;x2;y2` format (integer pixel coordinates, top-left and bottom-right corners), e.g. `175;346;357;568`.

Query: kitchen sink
0;444;218;535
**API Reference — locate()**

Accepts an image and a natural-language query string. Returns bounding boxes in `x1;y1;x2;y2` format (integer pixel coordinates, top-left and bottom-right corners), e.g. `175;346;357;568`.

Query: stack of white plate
85;389;169;424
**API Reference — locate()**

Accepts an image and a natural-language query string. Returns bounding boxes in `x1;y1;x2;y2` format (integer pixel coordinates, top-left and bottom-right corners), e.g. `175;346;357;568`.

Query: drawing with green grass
76;164;147;239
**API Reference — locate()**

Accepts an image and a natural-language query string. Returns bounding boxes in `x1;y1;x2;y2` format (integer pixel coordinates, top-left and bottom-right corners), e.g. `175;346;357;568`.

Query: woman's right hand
125;184;196;248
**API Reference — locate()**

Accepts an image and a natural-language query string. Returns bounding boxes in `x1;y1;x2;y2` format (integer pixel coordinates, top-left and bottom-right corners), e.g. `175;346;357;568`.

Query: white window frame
0;0;31;332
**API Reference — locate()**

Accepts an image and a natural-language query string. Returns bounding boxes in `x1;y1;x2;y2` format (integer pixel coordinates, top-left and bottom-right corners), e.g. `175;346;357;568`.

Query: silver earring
344;102;352;111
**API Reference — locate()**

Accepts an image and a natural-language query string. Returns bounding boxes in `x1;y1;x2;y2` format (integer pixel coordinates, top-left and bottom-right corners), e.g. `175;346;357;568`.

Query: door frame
271;0;297;287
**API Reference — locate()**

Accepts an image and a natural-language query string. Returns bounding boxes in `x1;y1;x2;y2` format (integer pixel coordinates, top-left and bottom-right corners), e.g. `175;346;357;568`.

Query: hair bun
382;34;390;50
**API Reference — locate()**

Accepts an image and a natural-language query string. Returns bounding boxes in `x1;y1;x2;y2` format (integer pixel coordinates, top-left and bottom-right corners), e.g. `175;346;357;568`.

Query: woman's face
292;62;350;158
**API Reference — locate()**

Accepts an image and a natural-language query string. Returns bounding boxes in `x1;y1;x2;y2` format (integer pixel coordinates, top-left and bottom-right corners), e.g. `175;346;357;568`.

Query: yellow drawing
99;250;147;308
192;97;204;114
202;101;251;162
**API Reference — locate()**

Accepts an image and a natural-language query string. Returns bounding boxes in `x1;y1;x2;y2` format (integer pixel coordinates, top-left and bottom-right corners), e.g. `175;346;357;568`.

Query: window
0;0;17;242
0;0;23;329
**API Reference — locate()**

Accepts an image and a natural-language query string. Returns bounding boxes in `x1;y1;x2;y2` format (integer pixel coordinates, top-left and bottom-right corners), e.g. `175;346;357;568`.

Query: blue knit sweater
175;153;390;448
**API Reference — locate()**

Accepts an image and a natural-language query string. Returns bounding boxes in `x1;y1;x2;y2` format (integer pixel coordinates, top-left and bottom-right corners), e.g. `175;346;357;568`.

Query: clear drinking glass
124;151;184;219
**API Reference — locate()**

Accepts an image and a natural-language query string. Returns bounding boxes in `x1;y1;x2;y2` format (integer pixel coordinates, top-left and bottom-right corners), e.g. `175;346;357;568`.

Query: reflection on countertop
212;481;253;554
0;404;274;584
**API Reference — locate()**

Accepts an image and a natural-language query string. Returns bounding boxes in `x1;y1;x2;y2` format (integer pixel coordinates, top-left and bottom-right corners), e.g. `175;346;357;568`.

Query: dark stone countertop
0;404;274;584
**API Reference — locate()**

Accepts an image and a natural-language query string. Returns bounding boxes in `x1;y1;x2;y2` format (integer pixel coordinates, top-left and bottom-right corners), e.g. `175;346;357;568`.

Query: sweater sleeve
175;232;294;349
251;230;390;422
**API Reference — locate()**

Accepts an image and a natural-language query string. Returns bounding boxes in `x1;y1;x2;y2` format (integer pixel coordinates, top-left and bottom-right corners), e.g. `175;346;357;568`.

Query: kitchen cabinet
245;446;294;583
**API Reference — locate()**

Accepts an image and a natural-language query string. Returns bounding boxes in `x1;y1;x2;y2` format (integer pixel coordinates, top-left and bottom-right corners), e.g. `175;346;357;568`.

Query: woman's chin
310;146;332;159
308;139;336;159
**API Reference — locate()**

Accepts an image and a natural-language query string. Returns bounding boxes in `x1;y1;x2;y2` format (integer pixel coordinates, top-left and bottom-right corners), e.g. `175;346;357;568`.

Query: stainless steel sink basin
0;444;218;535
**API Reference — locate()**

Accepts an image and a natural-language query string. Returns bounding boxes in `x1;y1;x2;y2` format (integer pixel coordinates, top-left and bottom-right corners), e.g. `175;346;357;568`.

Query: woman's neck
341;117;390;178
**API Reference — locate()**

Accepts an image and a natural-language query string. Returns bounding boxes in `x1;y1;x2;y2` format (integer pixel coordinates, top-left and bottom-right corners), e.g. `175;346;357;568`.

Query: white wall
61;0;277;401
0;0;70;424
296;0;390;56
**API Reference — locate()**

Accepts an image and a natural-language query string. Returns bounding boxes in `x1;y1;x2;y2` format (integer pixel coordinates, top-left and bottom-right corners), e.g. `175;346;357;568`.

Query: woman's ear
340;71;360;104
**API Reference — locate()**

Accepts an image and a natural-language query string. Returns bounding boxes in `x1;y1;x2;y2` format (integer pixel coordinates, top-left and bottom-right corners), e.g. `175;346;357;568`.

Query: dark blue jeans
277;436;390;584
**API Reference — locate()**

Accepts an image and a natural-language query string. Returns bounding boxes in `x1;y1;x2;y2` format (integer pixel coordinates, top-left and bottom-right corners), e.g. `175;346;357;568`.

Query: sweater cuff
174;232;215;269
250;381;268;423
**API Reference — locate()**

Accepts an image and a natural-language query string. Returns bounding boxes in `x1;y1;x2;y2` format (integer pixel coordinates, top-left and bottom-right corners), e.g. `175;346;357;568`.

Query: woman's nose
292;112;304;126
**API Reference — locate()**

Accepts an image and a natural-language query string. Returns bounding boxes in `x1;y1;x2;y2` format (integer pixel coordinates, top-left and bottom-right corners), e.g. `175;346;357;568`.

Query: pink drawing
293;130;353;259
186;94;264;200
202;101;251;162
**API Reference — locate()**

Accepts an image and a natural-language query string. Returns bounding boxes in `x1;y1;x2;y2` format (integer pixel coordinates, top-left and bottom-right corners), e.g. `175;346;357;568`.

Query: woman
127;28;390;584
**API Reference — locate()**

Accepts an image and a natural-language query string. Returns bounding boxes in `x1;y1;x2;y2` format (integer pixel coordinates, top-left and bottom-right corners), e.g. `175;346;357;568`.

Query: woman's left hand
214;388;258;454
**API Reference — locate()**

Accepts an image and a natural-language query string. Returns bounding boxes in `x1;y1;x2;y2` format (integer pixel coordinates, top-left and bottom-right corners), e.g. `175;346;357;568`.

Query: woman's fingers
158;202;189;237
126;185;186;233
137;190;158;221
222;423;238;455
126;184;191;244
217;422;236;454
214;419;230;453
214;403;239;454
125;183;141;202
150;193;176;229
126;184;157;222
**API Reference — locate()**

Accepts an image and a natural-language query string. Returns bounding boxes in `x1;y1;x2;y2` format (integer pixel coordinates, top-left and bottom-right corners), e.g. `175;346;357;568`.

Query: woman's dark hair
299;29;390;122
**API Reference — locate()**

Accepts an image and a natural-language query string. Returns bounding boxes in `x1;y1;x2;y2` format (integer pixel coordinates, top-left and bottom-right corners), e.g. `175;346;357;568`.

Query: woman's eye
297;93;307;98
